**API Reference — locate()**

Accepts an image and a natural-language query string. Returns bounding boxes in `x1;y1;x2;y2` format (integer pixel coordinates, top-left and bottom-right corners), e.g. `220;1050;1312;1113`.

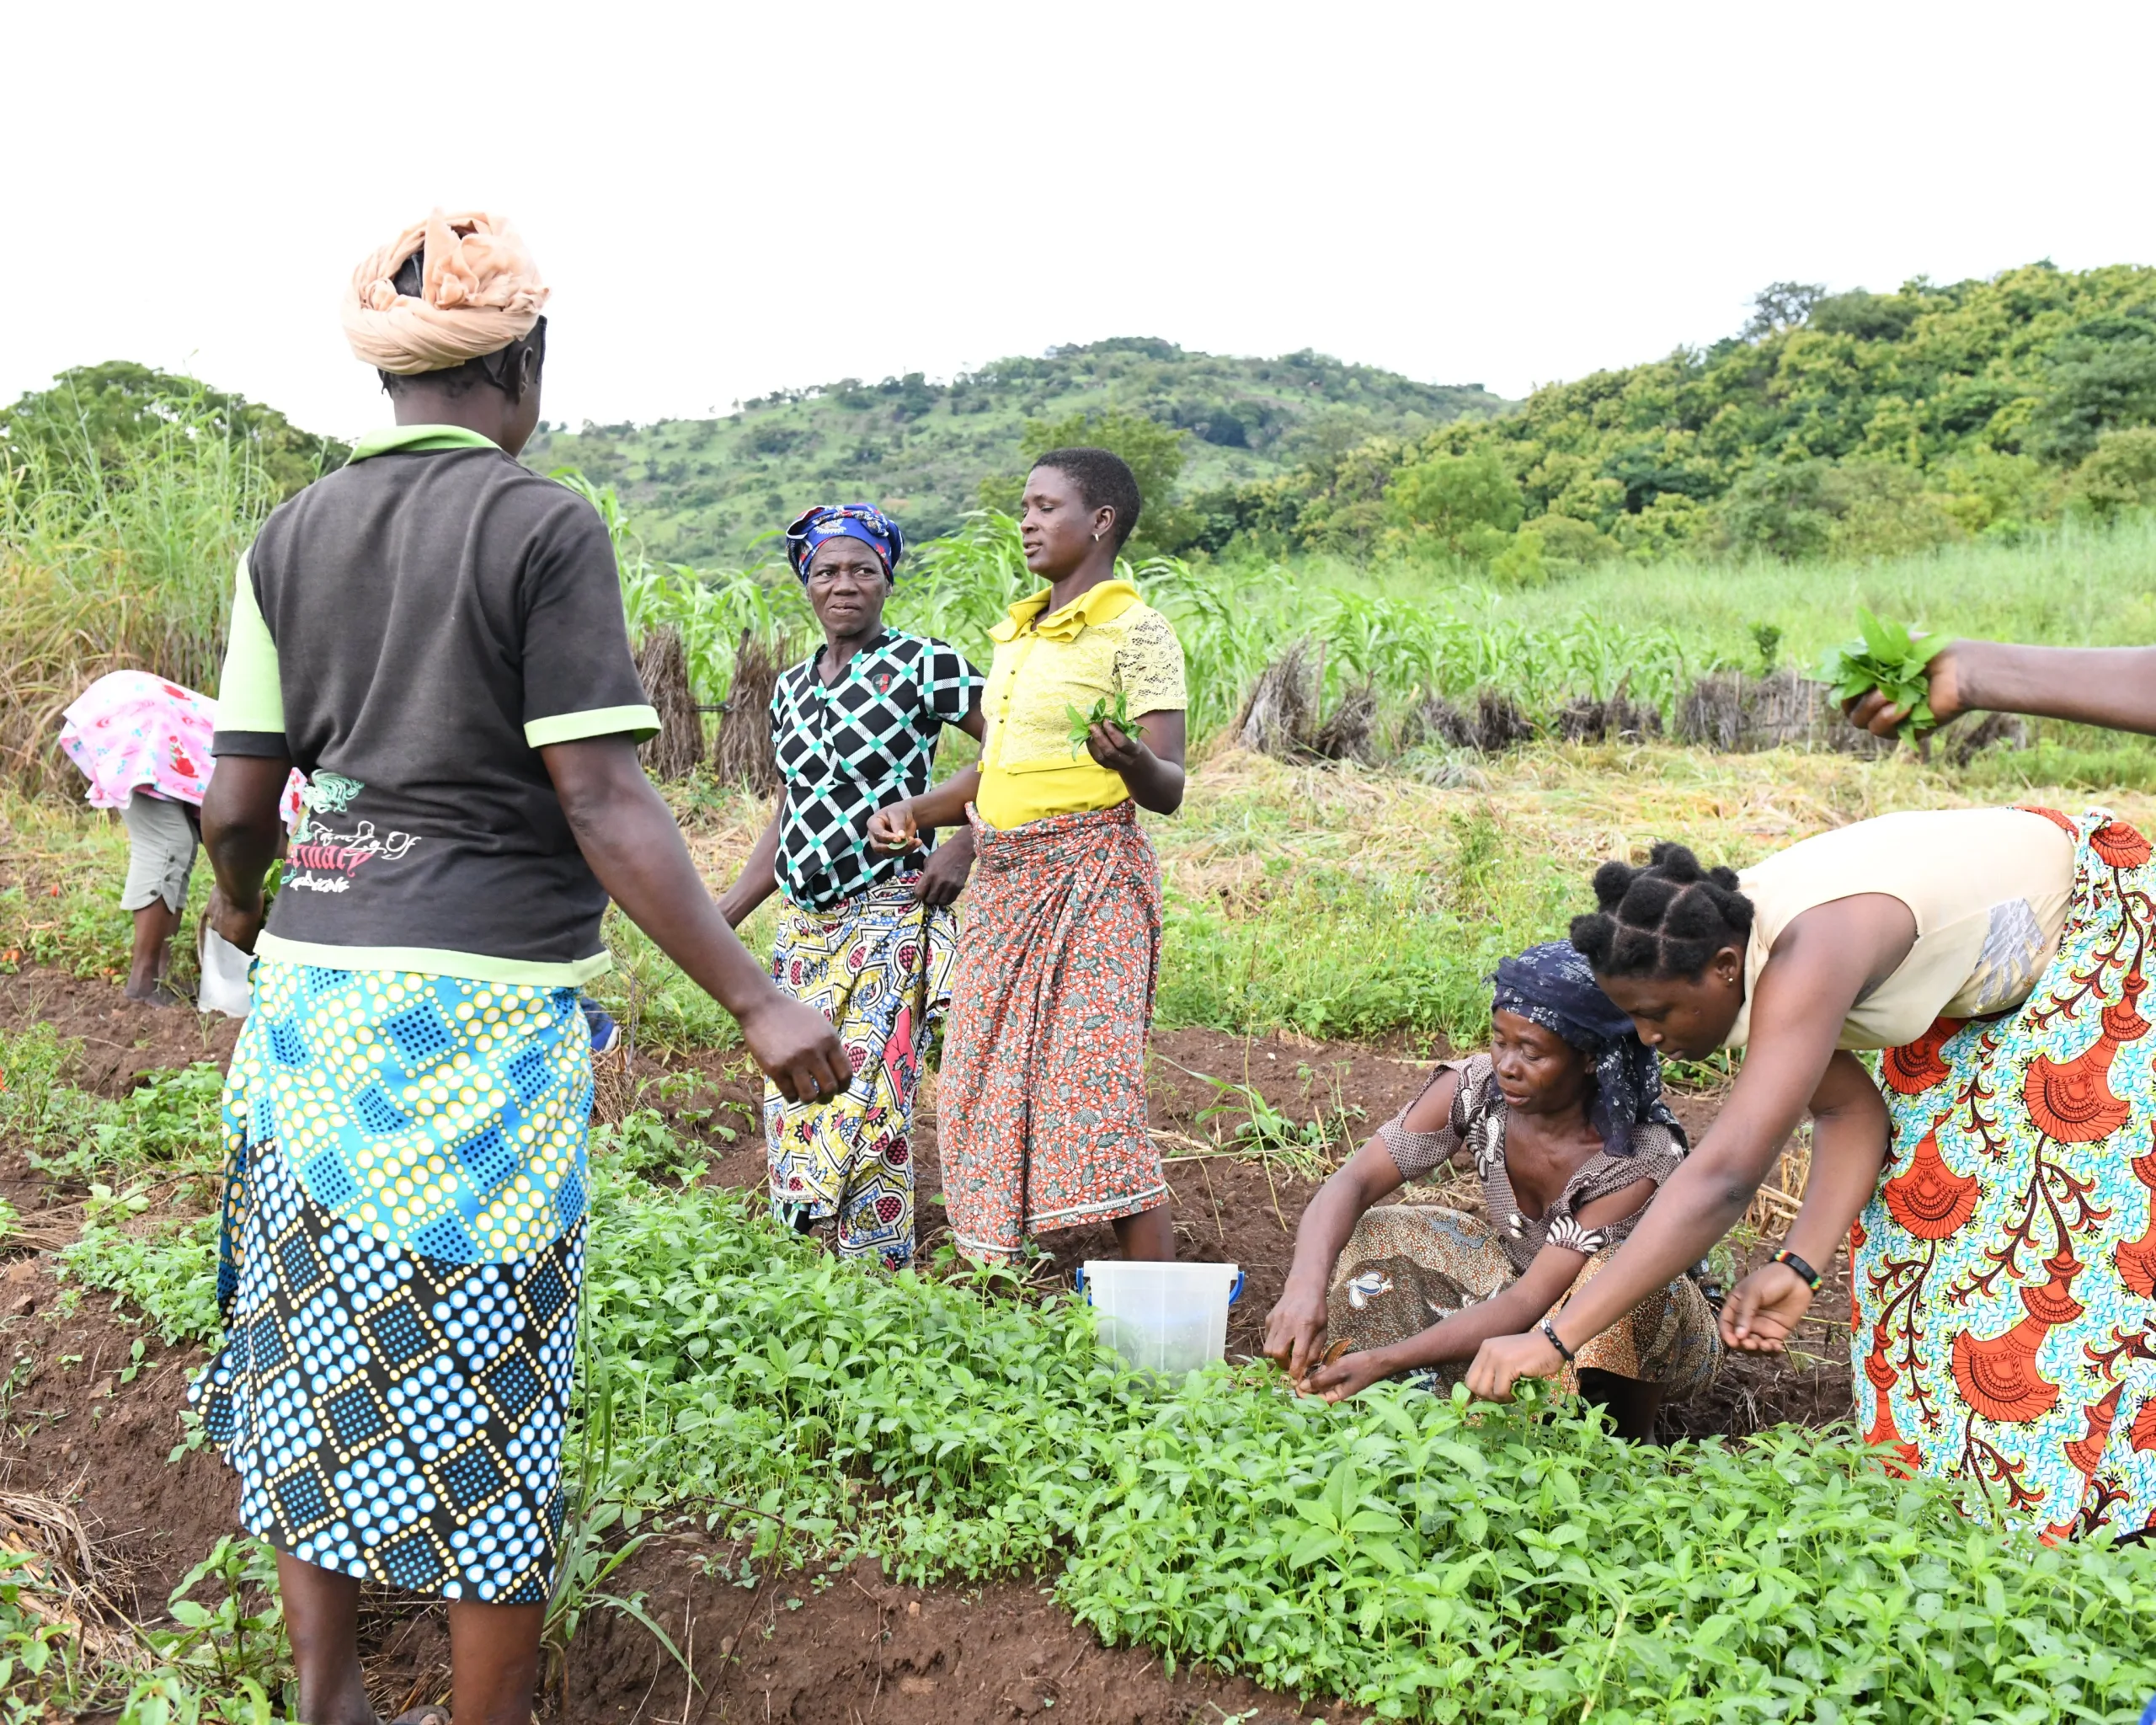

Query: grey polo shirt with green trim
212;424;659;985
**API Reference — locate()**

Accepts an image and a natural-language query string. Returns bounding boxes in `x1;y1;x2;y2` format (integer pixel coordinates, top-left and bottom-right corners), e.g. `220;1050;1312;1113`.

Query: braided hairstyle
1569;842;1756;980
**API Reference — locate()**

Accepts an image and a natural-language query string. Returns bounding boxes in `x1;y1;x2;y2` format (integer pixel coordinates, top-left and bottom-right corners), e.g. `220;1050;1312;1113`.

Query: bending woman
197;212;848;1725
58;670;298;1005
1262;943;1718;1437
868;448;1187;1263
1467;812;2156;1541
718;503;984;1268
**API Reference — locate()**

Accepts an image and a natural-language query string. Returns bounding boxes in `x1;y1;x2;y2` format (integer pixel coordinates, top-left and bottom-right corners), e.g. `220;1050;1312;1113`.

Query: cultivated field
8;732;2156;1721
8;415;2156;1720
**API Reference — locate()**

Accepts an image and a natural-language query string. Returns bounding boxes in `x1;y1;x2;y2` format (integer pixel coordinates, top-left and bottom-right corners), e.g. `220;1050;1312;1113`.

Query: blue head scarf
1488;941;1685;1159
784;504;905;585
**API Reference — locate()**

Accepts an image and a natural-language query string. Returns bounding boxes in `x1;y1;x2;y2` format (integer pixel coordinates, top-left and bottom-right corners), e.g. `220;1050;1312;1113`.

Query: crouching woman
1262;943;1719;1437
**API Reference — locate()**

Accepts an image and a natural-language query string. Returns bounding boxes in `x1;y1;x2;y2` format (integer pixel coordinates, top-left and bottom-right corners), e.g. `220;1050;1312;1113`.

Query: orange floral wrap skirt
1855;805;2156;1541
937;801;1167;1262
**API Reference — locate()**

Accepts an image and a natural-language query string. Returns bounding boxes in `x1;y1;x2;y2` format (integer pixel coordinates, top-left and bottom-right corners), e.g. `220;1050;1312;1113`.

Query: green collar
348;424;501;462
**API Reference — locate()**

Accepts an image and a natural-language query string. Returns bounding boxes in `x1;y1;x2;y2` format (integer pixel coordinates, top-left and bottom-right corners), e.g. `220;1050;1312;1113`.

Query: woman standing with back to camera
871;448;1187;1264
196;211;847;1725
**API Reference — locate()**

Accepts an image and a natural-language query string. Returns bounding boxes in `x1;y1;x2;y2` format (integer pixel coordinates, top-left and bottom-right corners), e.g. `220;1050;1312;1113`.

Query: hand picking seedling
868;801;919;852
1066;692;1134;757
1816;607;1946;741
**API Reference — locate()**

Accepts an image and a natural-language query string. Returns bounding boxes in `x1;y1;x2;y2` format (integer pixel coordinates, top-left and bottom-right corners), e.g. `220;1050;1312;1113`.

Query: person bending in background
717;503;984;1269
868;449;1187;1264
1262;943;1719;1438
57;670;298;1005
1467;813;2156;1541
197;211;848;1725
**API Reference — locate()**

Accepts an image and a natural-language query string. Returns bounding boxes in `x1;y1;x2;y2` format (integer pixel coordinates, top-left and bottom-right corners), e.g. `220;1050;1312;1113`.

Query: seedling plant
1816;607;1946;740
1067;692;1134;756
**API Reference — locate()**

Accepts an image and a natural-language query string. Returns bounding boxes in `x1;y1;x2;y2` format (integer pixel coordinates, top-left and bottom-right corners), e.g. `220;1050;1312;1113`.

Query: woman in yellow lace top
871;447;1187;1263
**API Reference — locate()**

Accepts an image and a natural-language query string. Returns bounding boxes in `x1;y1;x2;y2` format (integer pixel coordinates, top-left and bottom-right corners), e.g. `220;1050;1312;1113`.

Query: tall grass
0;406;276;794
595;493;2156;761
1326;511;2156;670
9;435;2156;809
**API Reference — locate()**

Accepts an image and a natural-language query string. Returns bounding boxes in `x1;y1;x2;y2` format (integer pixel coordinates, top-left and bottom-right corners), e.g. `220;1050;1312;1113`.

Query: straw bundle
633;626;703;782
711;628;792;793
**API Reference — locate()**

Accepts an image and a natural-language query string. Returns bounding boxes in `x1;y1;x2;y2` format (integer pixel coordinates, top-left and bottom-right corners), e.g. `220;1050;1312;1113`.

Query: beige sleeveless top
1723;807;2074;1052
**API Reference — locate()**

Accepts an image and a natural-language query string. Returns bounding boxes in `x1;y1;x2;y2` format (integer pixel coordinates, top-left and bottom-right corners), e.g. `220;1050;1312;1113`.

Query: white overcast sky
8;1;2152;440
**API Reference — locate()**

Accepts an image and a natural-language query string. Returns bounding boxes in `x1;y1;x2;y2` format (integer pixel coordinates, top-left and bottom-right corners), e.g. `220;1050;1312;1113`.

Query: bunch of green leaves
1816;606;1946;740
1065;691;1134;756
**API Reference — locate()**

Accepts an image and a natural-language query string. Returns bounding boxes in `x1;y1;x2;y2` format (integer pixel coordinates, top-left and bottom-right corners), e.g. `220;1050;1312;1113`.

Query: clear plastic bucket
1078;1260;1243;1375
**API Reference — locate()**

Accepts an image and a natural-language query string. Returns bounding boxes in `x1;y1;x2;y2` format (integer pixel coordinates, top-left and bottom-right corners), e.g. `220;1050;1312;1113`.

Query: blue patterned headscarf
784;503;905;585
1489;942;1685;1159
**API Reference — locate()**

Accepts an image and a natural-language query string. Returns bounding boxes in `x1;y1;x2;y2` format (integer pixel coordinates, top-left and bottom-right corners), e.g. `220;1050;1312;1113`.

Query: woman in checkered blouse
718;505;985;1268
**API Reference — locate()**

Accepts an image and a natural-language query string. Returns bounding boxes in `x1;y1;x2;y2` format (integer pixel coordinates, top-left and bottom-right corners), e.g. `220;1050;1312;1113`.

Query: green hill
520;338;1505;563
1203;261;2156;568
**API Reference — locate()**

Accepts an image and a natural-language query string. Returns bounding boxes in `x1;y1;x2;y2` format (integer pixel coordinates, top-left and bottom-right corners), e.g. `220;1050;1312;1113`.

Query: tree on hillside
1742;282;1826;340
1384;453;1523;560
2030;311;2156;464
0;361;348;498
978;407;1198;555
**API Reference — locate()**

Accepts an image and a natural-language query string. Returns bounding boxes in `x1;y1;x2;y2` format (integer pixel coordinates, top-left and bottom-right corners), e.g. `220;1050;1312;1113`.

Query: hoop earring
1091;531;1102;542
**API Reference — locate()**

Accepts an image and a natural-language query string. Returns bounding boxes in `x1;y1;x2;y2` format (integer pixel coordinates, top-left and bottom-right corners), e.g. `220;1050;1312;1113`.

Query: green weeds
40;1103;2156;1721
0;1535;288;1724
0;1024;225;1199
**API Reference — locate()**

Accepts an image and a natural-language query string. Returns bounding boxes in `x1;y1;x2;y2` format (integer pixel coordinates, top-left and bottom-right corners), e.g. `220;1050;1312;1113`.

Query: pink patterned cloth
58;670;303;825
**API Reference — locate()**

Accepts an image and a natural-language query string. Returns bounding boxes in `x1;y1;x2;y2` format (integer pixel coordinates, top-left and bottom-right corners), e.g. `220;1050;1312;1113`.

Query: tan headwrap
341;209;551;375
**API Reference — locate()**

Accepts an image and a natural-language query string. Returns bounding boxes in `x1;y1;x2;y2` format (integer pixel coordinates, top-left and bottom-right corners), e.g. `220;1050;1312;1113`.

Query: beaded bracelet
1770;1247;1822;1291
1539;1316;1577;1364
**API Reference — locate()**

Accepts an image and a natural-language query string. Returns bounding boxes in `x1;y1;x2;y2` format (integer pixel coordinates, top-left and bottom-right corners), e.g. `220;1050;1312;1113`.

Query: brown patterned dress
1327;1054;1721;1398
936;801;1166;1261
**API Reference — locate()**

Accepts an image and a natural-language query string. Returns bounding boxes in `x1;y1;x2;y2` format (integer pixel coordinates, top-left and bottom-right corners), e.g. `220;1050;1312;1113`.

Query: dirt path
0;964;1855;1722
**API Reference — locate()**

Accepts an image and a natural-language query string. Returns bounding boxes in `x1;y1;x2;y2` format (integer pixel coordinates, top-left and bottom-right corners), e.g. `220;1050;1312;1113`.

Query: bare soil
0;964;1853;1722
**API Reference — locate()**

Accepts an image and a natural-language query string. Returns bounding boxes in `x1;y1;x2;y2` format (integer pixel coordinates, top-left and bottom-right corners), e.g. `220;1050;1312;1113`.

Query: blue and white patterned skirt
192;1133;583;1603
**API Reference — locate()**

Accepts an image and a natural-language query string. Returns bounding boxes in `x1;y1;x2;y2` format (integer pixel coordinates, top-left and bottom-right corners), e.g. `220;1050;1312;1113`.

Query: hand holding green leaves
1065;692;1134;757
1817;607;1946;740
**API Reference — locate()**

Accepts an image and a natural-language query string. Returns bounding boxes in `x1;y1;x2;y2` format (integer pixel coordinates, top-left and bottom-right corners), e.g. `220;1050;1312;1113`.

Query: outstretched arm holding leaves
1844;633;2156;740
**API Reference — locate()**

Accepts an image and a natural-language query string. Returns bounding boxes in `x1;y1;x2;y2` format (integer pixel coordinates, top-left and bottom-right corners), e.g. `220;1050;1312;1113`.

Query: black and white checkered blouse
767;631;982;910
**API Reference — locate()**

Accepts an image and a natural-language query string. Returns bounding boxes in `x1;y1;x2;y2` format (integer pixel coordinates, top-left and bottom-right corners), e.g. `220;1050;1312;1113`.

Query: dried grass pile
712;628;793;793
1308;678;1379;764
1676;670;1892;756
1403;692;1538;754
632;626;703;782
1557;686;1662;744
1238;642;1533;764
0;1492;144;1683
1232;638;1322;757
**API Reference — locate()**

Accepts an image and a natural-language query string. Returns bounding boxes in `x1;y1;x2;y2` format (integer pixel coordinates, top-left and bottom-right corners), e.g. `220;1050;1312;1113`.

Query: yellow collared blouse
974;579;1187;830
